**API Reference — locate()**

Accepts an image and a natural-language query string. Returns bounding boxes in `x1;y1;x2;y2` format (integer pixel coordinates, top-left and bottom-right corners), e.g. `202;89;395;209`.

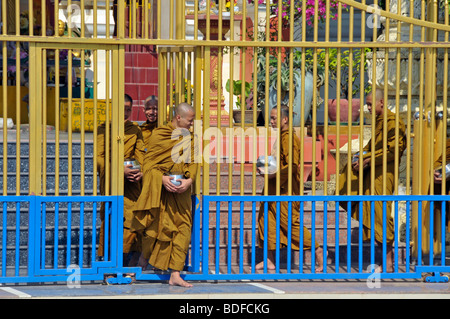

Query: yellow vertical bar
1;0;6;35
442;0;449;196
217;46;222;196
67;0;71;37
240;48;245;196
346;4;354;197
157;0;161;40
311;0;319;196
29;0;33;36
42;0;46;36
144;0;149;39
158;50;167;127
42;49;47;196
15;41;21;195
68;48;73;196
406;0;413;196
252;0;259;197
29;43;41;195
300;0;306;195
112;46;125;196
323;0;330;196
93;49;98;196
382;0;390;196
203;47;211;197
80;48;86;196
2;40;7;195
80;0;85;38
1;1;7;196
169;53;174;122
358;0;366;196
335;1;342;195
229;44;234;196
264;0;269;197
169;0;174;40
194;46;202;195
93;0;97;38
105;49;110;196
132;0;137;39
55;48;60;196
106;0;110;38
370;0;378;197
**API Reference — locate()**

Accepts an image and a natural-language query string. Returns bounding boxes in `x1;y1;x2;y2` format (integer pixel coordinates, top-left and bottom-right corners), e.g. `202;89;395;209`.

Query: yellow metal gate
1;0;450;283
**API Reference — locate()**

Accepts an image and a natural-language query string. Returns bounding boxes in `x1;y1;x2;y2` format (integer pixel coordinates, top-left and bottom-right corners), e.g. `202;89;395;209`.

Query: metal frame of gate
1;1;450;285
197;194;450;283
0;195;129;284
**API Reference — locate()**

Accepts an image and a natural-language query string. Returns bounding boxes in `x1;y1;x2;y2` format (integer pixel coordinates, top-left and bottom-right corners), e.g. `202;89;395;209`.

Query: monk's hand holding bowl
162;175;179;192
175;178;193;193
124;164;142;182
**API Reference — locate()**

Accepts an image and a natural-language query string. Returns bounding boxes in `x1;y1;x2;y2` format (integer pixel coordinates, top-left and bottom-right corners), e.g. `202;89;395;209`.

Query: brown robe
133;122;199;271
433;138;450;230
139;120;157;151
339;109;406;245
97;120;146;256
258;129;318;251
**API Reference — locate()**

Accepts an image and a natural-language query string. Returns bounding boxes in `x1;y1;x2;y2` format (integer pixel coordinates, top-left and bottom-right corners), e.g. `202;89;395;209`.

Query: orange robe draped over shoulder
133;123;198;271
338;109;406;245
258;129;318;251
97;120;146;256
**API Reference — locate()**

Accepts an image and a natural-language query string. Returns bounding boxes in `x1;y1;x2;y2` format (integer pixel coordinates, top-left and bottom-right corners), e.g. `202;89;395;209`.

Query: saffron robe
433;138;450;231
139;120;157;151
258;129;318;251
97;120;146;256
338;109;406;245
133;122;199;271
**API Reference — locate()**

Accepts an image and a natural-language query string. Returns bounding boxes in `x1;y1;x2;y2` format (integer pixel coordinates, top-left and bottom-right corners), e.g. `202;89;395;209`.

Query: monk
133;102;198;287
97;94;146;270
433;138;450;232
338;89;406;273
256;105;325;272
140;95;158;150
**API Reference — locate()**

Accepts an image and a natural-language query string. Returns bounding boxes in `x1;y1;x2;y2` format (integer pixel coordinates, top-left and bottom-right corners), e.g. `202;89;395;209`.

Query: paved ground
1;279;450;299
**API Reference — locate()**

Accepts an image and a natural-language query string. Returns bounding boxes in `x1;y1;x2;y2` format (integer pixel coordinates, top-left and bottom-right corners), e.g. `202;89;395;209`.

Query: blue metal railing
1;194;449;284
196;195;450;282
0;195;126;284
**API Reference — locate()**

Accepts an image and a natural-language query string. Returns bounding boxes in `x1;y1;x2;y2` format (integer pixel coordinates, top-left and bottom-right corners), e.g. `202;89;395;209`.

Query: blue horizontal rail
197;194;450;282
1;194;449;284
0;195;127;284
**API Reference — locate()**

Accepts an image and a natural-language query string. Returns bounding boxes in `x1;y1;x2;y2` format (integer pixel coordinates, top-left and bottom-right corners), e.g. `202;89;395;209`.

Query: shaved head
368;88;384;102
366;88;385;116
173;103;195;130
174;103;195;117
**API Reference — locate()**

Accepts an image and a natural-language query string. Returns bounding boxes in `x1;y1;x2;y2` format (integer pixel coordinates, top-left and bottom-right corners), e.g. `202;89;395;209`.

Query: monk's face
269;108;288;129
176;109;195;130
124;100;132;121
144;102;158;123
366;94;383;116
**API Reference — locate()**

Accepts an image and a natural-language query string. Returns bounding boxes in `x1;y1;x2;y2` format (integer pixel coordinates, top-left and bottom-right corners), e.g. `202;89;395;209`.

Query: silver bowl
256;155;277;174
352;151;368;164
168;174;184;186
436;163;450;179
124;159;141;171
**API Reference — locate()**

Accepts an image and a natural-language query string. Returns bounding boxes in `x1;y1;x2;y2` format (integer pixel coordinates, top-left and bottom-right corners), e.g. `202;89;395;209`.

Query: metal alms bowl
352;151;368;164
256;155;277;174
436;163;450;179
124;159;141;171
168;174;184;186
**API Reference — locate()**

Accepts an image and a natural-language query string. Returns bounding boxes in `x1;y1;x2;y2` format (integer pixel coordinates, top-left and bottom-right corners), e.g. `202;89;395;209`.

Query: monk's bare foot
137;255;148;271
254;260;276;271
314;247;326;273
373;264;394;273
169;271;193;288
